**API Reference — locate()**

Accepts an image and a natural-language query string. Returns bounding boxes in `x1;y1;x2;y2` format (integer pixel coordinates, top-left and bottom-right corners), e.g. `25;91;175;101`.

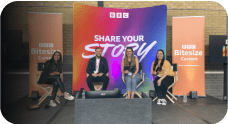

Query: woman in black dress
38;51;74;107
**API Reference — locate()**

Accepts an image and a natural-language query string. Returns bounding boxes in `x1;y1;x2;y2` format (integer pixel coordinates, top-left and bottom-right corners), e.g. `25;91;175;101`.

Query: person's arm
54;64;62;75
103;58;109;75
133;57;139;76
121;60;129;74
59;64;63;73
159;60;171;81
86;59;93;75
121;60;125;73
151;61;157;75
42;61;52;75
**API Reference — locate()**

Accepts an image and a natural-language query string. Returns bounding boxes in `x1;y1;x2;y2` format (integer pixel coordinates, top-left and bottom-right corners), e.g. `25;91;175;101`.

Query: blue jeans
124;73;141;91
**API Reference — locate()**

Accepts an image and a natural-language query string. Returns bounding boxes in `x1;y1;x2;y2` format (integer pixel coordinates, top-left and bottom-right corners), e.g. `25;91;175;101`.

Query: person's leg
154;77;162;99
51;81;59;100
100;75;109;90
49;76;74;100
131;73;141;98
54;76;66;93
86;75;95;91
124;75;132;98
161;76;174;99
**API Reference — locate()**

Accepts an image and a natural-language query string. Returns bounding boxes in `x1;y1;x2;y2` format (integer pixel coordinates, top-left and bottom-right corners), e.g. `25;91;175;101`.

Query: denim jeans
124;73;141;91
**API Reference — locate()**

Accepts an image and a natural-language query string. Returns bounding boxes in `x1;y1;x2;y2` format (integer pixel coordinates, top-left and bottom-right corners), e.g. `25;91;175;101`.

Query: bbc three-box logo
223;39;228;57
110;12;129;18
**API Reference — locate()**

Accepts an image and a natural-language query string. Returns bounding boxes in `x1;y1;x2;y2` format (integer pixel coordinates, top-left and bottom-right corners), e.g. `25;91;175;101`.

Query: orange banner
172;16;205;96
28;13;63;96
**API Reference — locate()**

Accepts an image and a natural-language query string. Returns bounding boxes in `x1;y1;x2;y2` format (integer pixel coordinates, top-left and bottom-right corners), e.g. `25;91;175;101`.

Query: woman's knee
132;76;140;83
53;81;58;86
125;76;132;83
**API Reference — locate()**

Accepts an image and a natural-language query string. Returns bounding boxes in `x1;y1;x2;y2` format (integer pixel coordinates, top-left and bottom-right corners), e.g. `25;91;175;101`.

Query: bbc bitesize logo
39;43;53;48
110;12;129;18
182;45;196;49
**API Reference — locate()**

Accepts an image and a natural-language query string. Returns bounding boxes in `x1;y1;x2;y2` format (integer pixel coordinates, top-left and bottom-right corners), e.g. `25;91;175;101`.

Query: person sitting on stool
37;51;74;107
151;49;174;105
86;47;109;91
121;47;141;99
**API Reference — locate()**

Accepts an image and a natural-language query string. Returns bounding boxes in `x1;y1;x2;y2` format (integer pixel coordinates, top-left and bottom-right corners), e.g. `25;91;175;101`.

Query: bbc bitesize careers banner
73;3;167;93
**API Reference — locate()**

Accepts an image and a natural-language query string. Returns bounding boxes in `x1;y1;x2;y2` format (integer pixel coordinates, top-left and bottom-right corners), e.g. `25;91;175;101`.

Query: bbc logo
182;45;196;49
39;43;53;48
110;12;129;18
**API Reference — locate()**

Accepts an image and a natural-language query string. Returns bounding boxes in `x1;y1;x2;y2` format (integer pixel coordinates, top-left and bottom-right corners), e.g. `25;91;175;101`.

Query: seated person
37;51;74;107
151;49;174;105
86;47;109;91
121;47;141;99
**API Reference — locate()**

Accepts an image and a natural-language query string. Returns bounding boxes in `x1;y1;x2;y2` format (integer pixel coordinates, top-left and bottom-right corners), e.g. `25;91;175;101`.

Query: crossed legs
49;76;67;100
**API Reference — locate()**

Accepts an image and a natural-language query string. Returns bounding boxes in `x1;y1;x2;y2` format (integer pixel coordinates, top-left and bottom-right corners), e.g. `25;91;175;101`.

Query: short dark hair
95;47;102;51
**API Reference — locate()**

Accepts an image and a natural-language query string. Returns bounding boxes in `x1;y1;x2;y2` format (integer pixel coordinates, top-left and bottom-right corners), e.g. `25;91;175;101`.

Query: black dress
37;60;62;84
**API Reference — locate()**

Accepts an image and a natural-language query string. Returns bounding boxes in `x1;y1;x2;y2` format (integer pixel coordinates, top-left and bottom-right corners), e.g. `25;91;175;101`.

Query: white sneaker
161;99;167;105
157;99;162;105
50;100;57;107
64;93;74;100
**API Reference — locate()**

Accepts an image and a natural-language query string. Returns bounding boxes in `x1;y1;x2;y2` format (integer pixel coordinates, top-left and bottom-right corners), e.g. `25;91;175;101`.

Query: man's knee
86;76;93;82
103;75;109;82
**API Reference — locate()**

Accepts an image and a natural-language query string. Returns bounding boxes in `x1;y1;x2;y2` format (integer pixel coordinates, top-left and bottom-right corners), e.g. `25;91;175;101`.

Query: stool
93;82;103;91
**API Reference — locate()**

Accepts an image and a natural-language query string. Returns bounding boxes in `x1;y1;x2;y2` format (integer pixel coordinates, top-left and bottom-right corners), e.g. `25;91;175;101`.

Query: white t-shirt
94;58;100;73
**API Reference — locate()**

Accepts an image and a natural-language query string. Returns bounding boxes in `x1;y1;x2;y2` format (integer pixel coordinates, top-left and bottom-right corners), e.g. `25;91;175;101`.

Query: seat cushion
93;82;103;91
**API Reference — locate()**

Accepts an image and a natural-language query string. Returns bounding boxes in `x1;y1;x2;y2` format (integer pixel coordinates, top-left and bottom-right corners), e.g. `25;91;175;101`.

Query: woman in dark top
121;47;141;98
38;51;74;107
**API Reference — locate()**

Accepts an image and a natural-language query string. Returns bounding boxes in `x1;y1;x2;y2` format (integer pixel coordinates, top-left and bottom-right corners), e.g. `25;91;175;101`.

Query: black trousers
44;75;66;100
86;74;109;91
154;76;174;99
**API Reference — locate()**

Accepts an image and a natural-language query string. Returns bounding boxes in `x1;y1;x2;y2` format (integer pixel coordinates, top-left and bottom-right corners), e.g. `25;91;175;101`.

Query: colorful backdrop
73;3;167;93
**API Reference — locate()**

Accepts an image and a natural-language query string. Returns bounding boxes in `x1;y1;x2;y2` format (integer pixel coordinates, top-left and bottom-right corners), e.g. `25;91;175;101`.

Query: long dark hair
50;51;63;71
153;49;165;71
124;47;135;66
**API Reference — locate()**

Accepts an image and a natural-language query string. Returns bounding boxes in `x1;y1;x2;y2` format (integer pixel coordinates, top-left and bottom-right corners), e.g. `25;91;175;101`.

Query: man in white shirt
86;47;109;91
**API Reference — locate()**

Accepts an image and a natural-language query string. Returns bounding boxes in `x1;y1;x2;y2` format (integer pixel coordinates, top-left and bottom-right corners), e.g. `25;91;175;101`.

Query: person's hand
54;71;60;75
50;72;58;75
125;70;129;74
152;71;157;76
132;74;135;79
98;73;104;77
92;73;98;77
157;79;162;86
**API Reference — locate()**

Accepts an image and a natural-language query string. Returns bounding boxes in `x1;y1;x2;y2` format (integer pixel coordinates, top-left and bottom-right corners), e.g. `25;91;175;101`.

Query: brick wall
1;1;227;104
3;1;226;56
103;1;227;56
2;1;98;55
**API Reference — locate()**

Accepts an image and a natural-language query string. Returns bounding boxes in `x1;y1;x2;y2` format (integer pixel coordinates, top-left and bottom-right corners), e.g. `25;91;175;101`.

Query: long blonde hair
124;47;135;67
